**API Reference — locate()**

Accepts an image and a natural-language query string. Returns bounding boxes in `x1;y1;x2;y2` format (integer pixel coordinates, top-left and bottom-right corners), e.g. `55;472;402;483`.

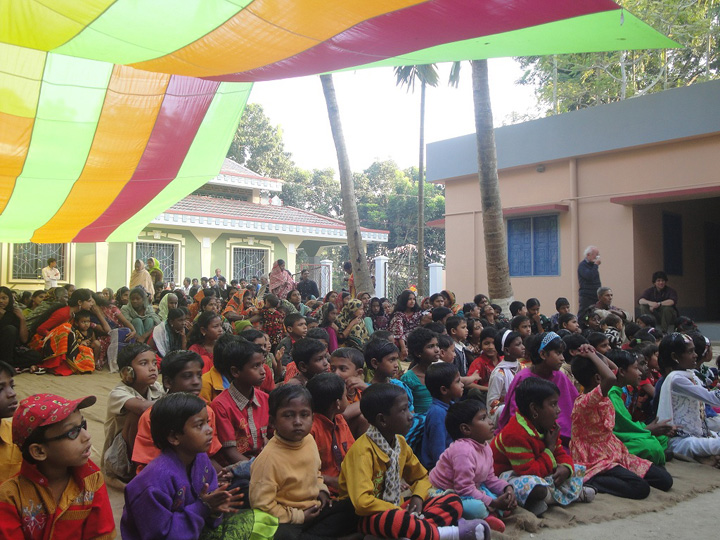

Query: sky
248;58;542;174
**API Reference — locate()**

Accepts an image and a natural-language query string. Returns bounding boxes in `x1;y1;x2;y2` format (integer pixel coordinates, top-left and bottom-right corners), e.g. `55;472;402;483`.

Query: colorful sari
336;299;370;350
269;261;295;300
41;322;95;376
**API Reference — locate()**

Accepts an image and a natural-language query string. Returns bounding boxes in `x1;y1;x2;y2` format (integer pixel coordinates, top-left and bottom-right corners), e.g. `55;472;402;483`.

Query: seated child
420;362;463;469
339;383;490;540
497;332;579;446
0;361;21;483
251;385;358;538
307;373;355;495
40;309;98;375
278;313;308;380
150;307;187;358
438;334;457;364
210;339;269;468
241;329;276;394
606;350;672;466
284;326;328;383
259;294;285;348
201;333;239;403
486;330;523;425
430;400;515;532
74;308;102;361
122;393;264;540
365;338;425;450
0;393;115;538
285;338;330;387
549;297;570;331
401;328;441;415
561;333;588;392
467;328;500;400
526;298;551;335
103;343;164;483
571;351;673;499
493;378;592;516
330;347;367;404
446;317;483;394
558;313;580;334
133;351;222;472
601;314;624;350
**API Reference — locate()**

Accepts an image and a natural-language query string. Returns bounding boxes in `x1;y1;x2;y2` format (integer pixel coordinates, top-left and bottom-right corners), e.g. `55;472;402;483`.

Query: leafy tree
226;103;293;178
517;0;719;114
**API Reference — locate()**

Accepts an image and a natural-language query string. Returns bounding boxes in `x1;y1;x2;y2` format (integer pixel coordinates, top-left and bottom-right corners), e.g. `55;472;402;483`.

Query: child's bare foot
698;455;720;468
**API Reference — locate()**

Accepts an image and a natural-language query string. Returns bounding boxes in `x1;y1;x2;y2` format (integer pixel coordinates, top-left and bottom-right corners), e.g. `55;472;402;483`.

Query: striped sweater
491;413;573;478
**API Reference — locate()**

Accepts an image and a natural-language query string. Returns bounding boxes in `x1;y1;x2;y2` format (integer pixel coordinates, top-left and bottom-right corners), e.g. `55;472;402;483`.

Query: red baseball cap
13;393;96;448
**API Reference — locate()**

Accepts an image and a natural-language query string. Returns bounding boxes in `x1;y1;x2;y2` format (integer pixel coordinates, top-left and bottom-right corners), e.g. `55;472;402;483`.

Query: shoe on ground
458;517;491;540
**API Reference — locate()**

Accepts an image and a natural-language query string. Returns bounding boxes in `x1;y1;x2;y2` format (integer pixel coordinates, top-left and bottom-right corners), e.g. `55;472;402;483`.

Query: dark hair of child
462;303;477;315
268;384;312;417
213;333;242;378
639;342;659;360
605;349;636;371
284;312;305;329
571;356;600;388
74;309;94;322
688;332;709;359
293;338;327;367
305;316;318;326
658;333;692;374
224;339;264;371
634;328;658;344
491;304;502;314
515;377;560;419
187;311;221;347
562;333;589;361
161;350;204;380
359;383;405;427
199;296;215;311
473;294;489;306
510;315;529;331
526;298;540;310
437;333;454;350
624;322;641;341
431;307;452;322
479;326;497;344
587;331;609;349
423;322;446;334
555;297;570;310
557;313;576;330
494;330;522;357
241;329;265;343
637;314;656;328
307;327;330;342
117;342;153;370
363;338;398;370
466;317;480;335
331;347;365;370
370;330;393;342
150;392;206;451
393;290;420;314
509;301;525;316
167;308;185;322
0;360;14;379
527;332;565;365
556;329;571;338
425;362;459;399
306;372;345;413
319;302;336;328
675;316;697;333
407;327;438;359
264;294;280;308
445;316;464;334
601;313;622;328
445;399;486;441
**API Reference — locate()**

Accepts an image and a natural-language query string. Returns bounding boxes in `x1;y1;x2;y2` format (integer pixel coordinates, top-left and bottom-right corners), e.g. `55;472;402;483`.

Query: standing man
41;258;61;289
578;245;601;318
296;269;320;302
214;267;225;281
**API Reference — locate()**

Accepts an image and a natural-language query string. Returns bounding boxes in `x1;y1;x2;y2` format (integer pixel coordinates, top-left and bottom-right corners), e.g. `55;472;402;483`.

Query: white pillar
320;259;333;297
374;255;389;298
428;262;444;295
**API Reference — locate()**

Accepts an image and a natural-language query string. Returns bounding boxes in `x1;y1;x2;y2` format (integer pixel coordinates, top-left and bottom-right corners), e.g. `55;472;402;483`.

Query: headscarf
336;299;370;350
158;293;178;321
269;261;295;300
441;289;460;314
146;257;164;281
121;289;161;325
129;260;155;297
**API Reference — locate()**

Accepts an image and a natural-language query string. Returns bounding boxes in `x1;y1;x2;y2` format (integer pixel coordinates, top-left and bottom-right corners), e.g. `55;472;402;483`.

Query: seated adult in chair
638;271;678;333
594;287;629;321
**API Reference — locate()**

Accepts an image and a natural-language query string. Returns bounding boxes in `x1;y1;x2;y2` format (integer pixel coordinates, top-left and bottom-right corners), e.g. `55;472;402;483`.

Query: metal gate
232;247;267;281
135;242;177;284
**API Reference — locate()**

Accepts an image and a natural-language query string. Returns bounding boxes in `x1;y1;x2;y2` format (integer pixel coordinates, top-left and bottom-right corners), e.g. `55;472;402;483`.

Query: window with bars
232;247;267;281
12;243;66;281
507;215;559;277
135;242;178;283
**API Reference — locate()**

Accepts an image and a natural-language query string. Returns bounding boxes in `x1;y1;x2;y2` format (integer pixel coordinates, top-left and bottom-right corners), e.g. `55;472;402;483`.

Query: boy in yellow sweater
249;385;358;539
339;383;490;540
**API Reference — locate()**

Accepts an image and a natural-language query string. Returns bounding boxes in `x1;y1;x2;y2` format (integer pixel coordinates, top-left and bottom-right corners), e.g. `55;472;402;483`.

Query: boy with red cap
0;393;116;539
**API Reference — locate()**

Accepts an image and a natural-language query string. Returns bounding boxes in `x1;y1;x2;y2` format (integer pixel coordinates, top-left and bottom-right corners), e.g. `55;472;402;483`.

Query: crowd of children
2;281;720;540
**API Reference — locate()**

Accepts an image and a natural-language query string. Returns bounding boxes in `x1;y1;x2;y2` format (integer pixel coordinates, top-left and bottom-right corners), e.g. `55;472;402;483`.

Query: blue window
507;215;559;277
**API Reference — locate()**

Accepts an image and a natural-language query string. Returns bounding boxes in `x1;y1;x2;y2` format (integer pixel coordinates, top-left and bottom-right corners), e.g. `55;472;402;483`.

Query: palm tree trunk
417;80;426;296
470;60;514;310
320;74;374;296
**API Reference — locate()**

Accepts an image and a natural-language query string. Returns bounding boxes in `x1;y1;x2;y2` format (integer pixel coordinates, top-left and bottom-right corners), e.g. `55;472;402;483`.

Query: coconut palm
393;64;440;296
319;73;374;296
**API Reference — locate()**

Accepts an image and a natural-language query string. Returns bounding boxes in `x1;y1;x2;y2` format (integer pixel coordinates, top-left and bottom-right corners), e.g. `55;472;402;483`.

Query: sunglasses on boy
44;419;88;443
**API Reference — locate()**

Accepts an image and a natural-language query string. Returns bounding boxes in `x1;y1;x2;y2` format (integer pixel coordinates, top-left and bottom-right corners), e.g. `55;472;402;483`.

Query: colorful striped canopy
0;1;675;242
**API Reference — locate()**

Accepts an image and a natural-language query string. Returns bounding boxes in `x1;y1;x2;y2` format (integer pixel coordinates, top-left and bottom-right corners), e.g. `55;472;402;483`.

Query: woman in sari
25;287;68;336
29;289;102;350
146;257;164;284
41;320;95;376
336;299;370;351
269;259;295;300
129;259;154;297
157;292;178;321
441;289;461;314
92;293;136;371
120;287;161;342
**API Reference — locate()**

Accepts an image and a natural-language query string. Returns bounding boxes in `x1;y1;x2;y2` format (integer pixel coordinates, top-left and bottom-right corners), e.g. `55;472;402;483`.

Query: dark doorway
704;222;720;320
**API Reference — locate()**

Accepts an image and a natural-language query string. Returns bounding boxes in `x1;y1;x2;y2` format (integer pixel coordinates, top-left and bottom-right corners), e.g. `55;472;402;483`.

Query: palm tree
320;74;374;296
451;60;514;310
393;64;439;296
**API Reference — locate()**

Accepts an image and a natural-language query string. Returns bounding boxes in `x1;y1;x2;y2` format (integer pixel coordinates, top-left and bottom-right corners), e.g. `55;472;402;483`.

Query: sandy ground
12;368;720;539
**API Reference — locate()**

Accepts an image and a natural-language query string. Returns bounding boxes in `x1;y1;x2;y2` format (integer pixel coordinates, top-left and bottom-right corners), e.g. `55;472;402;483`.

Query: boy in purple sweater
429;400;516;532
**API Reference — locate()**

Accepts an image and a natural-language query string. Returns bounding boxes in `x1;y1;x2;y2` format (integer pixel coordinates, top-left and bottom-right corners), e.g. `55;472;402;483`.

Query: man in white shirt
41;258;61;289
